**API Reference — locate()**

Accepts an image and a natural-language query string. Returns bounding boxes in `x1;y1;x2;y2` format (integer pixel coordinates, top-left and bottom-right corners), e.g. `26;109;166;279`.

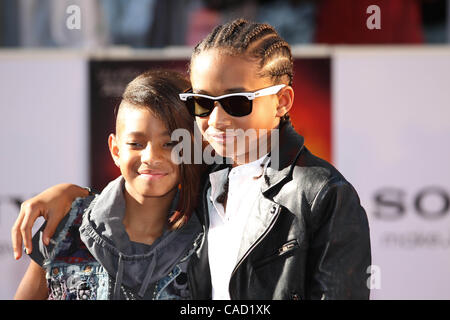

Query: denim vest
38;198;201;300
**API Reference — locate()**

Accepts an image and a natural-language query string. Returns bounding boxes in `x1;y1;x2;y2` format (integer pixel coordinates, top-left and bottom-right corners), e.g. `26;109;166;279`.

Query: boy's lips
208;131;236;143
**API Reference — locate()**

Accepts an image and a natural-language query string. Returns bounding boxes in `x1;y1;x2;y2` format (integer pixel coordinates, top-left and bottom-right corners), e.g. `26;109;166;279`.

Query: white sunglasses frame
179;84;286;102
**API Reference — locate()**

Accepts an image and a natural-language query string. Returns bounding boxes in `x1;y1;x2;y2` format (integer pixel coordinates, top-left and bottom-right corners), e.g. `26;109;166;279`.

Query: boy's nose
208;101;231;129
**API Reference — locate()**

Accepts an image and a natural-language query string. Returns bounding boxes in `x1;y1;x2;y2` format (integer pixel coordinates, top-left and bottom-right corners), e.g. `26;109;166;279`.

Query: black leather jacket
187;122;371;300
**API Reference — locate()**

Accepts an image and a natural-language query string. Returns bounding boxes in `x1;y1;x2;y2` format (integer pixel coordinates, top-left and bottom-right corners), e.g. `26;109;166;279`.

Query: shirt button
270;206;277;214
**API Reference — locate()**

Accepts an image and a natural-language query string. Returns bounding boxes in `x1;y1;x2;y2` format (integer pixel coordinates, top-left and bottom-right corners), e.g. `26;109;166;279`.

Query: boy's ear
108;133;120;167
275;85;294;118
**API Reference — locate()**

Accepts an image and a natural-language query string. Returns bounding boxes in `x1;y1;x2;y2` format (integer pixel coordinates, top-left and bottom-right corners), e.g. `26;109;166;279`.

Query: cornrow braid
264;40;290;59
242;23;275;49
219;18;247;45
194;24;222;53
190;19;293;86
256;36;293;85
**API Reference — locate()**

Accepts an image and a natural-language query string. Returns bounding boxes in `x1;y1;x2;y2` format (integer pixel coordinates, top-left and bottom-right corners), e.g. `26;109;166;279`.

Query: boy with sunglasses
179;84;286;117
12;19;371;300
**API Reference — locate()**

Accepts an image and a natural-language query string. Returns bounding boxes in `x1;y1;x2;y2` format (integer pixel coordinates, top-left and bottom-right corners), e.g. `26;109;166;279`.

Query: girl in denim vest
14;70;205;300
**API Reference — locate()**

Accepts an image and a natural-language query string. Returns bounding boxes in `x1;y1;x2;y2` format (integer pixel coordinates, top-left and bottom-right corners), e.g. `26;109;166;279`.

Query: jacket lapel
261;123;305;195
233;123;306;266
234;195;281;266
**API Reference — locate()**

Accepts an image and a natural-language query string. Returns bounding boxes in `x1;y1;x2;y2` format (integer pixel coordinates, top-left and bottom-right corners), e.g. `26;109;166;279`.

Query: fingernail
44;237;49;246
25;248;29;255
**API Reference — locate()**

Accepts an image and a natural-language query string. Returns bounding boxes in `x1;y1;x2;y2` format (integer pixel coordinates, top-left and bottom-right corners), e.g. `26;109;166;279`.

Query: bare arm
14;260;48;300
11;183;89;260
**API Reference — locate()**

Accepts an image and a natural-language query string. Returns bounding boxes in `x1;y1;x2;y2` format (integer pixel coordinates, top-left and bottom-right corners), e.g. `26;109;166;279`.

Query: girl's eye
126;142;144;148
163;141;177;148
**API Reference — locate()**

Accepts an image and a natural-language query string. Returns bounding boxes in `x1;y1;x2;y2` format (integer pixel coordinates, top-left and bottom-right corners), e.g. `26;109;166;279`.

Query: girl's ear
108;133;120;168
275;85;294;118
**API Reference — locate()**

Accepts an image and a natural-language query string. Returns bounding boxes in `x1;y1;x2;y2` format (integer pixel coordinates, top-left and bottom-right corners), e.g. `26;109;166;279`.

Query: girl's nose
141;144;162;165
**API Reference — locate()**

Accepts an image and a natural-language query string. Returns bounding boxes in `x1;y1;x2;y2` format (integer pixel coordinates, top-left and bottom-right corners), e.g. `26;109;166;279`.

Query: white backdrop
333;47;450;299
0;52;88;299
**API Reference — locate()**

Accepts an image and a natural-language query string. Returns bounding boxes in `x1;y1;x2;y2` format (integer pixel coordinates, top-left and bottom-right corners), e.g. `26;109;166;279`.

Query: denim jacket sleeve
29;197;91;267
29;214;71;267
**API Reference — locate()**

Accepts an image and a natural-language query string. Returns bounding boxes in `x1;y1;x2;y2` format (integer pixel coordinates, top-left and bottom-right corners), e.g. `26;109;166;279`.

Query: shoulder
291;147;366;227
289;146;348;204
57;195;96;233
71;195;97;215
42;195;96;263
275;146;364;223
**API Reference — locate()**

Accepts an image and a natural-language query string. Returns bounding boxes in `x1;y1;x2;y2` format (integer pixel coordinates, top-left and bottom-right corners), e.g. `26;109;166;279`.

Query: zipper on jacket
253;239;299;269
278;239;299;254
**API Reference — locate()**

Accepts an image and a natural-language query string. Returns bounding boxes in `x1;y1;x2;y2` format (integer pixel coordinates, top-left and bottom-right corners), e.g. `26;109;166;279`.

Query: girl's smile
137;170;169;180
109;104;180;201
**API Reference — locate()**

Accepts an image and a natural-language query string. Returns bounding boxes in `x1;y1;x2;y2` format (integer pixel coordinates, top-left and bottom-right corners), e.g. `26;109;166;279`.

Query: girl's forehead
117;105;168;136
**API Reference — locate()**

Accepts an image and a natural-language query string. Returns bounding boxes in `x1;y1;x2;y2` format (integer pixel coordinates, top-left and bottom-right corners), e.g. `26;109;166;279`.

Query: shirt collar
228;153;270;179
208;153;269;211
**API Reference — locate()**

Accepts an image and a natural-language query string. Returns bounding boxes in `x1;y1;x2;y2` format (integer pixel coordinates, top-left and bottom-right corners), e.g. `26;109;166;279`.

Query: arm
306;179;371;300
11;183;89;260
14;260;48;300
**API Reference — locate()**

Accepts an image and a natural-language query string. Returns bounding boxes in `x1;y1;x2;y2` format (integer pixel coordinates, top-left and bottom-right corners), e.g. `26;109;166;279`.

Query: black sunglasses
179;84;286;117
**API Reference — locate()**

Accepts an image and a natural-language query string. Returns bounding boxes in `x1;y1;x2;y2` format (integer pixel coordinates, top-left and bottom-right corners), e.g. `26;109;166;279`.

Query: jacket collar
262;122;305;195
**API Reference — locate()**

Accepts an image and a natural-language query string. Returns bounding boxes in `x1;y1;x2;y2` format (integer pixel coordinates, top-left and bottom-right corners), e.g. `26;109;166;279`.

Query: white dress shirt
207;154;269;300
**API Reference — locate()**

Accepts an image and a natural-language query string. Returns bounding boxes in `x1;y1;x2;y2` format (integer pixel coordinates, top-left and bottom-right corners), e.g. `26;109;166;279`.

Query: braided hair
190;18;294;125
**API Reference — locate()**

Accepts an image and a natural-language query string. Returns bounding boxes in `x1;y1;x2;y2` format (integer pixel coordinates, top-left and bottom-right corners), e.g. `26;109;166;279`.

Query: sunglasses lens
220;96;252;117
194;97;214;117
185;97;213;117
185;95;252;117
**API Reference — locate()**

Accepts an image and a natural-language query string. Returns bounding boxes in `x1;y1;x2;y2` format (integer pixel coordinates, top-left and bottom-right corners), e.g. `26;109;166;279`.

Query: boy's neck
232;131;273;167
122;187;177;246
